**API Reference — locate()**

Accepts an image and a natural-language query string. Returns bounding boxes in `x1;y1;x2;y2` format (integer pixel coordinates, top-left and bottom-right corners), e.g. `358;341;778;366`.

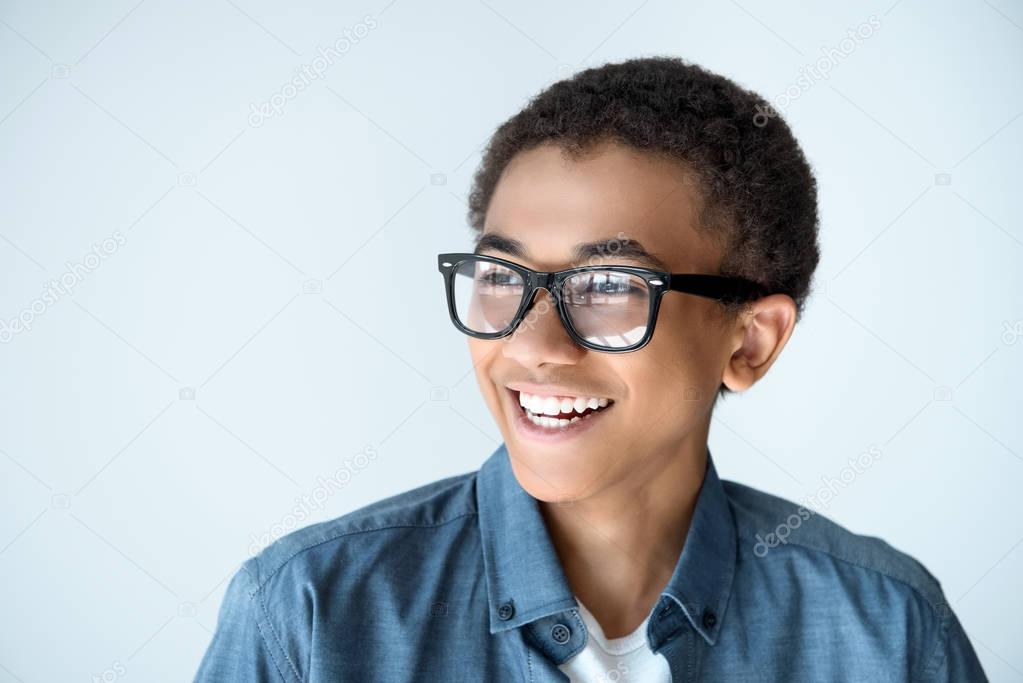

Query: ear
721;294;797;392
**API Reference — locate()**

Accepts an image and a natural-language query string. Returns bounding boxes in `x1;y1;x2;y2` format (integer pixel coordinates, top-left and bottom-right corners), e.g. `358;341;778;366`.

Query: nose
501;288;584;368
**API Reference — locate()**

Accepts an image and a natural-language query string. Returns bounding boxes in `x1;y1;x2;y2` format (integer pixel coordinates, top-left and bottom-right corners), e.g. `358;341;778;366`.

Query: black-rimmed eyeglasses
437;252;768;353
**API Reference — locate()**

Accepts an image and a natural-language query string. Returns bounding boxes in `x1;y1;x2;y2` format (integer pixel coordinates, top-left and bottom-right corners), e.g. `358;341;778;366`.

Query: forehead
481;140;719;273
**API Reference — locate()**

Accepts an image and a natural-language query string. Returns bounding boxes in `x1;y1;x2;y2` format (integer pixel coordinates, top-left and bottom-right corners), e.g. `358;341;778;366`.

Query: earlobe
721;295;797;393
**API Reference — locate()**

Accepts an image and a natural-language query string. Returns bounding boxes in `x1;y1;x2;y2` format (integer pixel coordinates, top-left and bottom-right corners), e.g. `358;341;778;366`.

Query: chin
505;445;605;504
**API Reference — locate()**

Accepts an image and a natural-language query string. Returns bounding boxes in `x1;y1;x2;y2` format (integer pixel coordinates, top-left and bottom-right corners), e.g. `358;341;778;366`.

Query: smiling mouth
511;389;615;428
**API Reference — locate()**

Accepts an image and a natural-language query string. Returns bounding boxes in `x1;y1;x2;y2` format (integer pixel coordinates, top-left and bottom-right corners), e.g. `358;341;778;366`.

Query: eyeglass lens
451;258;651;349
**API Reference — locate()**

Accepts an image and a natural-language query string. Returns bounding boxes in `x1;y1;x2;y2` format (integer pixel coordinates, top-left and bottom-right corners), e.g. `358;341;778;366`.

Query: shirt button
498;601;515;620
702;608;717;629
551;623;571;644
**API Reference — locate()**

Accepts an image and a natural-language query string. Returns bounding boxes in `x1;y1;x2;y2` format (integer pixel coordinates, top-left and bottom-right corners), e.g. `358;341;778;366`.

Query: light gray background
1;1;1020;681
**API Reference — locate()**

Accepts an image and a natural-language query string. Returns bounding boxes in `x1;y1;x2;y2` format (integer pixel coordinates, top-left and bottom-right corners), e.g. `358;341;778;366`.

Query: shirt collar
475;441;736;646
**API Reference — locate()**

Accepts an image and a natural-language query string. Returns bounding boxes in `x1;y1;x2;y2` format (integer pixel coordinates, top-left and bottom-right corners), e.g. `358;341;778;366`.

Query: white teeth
528;414;547;428
527;412;580;429
542;396;561;416
515;390;613;416
515;389;615;428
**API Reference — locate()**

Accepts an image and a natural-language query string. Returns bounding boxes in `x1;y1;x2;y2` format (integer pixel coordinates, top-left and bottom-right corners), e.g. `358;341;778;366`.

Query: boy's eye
567;273;645;296
585;280;638;295
478;271;521;286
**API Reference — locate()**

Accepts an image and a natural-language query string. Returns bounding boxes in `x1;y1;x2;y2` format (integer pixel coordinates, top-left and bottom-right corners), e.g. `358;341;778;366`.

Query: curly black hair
466;55;821;401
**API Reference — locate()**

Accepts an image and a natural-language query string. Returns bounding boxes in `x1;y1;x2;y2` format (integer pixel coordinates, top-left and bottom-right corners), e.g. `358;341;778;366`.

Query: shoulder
242;469;480;592
720;480;986;679
722;478;947;613
202;470;481;682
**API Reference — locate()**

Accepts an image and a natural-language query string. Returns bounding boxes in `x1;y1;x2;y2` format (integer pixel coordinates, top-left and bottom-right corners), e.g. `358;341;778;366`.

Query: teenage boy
195;56;985;682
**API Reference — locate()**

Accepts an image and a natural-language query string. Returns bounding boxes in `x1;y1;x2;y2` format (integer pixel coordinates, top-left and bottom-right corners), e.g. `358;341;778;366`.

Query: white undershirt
557;596;672;683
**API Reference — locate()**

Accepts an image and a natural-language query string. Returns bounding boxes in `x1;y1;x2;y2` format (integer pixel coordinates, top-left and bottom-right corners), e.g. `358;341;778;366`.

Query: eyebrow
473;232;672;272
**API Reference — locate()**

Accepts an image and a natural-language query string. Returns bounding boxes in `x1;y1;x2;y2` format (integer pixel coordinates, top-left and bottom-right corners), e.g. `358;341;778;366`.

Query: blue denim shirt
194;443;986;682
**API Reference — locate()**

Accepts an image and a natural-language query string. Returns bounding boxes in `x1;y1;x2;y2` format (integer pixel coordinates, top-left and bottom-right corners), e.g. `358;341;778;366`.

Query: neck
538;435;708;639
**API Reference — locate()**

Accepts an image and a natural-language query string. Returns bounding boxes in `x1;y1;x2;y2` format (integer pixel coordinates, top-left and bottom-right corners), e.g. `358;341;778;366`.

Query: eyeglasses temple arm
668;273;767;303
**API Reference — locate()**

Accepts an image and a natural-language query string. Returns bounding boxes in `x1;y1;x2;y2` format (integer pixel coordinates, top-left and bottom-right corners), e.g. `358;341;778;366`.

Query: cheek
636;300;724;400
466;337;484;364
466;338;497;373
653;296;708;344
467;339;502;407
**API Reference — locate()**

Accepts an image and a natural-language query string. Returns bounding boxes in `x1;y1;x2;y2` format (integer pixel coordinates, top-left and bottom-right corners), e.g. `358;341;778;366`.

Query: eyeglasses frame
437;252;768;353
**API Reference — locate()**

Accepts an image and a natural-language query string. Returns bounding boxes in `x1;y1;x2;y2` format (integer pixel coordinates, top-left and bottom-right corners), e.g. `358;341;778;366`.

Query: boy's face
468;140;752;503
